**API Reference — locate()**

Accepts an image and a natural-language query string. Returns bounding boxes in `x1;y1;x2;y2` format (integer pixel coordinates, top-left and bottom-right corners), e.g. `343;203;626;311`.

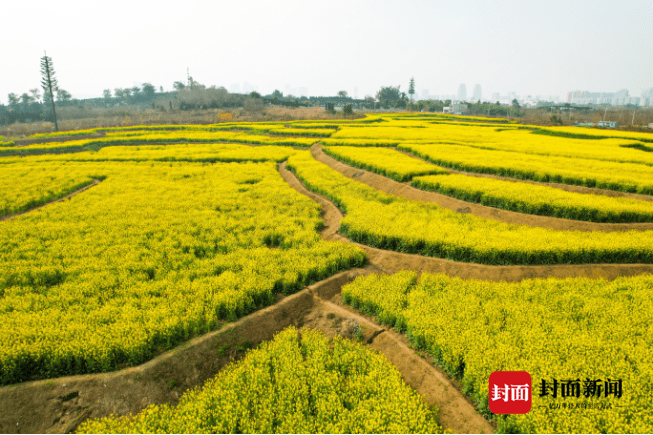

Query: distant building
298;87;309;97
472;84;482;101
457;84;467;101
491;92;500;102
648;123;653;129
568;89;630;105
598;121;618;128
451;103;468;114
422;89;430;100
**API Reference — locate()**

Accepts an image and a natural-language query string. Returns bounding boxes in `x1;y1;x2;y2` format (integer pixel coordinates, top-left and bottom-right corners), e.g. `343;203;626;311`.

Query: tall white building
457;84;467;101
472;84;482;101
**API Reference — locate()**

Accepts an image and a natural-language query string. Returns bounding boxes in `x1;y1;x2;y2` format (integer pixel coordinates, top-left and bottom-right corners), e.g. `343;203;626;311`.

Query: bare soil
278;160;653;281
0;180;102;223
314;144;653;232
0;271;493;434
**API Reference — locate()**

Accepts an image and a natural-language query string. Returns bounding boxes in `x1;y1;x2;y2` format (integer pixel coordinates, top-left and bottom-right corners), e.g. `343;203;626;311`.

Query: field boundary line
0;269;494;434
313;144;653;232
278;160;653;281
0;179;103;223
395;147;653;202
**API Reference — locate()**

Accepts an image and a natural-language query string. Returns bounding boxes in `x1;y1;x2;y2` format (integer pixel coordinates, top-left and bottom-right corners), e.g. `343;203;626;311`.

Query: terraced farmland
1;114;652;434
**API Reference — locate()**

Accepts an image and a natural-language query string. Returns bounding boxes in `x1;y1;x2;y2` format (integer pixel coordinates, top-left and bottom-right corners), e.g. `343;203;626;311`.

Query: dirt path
278;161;653;281
313;145;653;232
0;271;494;434
13;133;106;147
395;147;653;202
0;179;102;223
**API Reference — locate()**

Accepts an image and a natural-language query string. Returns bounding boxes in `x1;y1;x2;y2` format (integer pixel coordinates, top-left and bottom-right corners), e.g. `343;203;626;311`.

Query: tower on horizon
457;84;467;101
473;84;482;101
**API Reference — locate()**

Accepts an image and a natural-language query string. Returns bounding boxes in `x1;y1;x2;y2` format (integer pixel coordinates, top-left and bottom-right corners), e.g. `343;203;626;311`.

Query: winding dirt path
279;161;653;281
0;271;494;434
395;147;653;202
314;144;653;232
0;179;102;223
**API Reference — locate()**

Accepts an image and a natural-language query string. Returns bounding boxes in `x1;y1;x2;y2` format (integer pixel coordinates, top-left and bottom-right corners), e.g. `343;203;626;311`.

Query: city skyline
1;0;652;105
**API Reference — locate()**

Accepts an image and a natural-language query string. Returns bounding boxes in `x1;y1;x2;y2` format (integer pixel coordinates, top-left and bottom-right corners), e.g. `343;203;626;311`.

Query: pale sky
1;0;652;104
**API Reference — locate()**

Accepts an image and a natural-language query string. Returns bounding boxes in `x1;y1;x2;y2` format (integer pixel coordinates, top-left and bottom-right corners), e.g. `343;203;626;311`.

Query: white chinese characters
491;383;530;402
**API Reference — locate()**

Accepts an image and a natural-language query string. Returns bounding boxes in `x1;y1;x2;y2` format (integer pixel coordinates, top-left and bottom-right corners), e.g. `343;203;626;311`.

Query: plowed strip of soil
396;147;653;202
278;161;653;281
0;179;102;223
313;144;653;232
0;270;494;434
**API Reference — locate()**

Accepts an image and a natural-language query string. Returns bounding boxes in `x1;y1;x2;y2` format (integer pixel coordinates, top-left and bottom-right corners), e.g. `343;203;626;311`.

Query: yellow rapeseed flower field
287;151;653;264
342;272;653;434
0;161;364;384
77;327;442;434
413;173;653;222
322;146;449;181
0;165;101;218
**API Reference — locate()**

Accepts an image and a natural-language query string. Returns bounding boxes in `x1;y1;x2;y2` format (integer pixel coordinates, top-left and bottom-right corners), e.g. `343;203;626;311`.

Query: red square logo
489;371;532;414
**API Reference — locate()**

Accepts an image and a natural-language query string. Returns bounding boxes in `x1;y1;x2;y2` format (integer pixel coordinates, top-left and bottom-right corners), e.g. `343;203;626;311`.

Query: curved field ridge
0;271;494;434
278;161;653;280
0;161;364;386
400;143;653;195
412;173;653;223
396;148;653;202
0;164;107;221
287;150;653;265
322;145;448;181
312;145;653;233
342;272;653;434
78;327;443;434
1;179;102;222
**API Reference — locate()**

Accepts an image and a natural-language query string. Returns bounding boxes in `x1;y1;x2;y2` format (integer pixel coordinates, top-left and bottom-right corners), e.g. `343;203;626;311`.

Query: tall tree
56;89;72;102
20;93;34;107
173;81;185;91
141;83;155;99
29;88;41;103
40;51;59;131
103;89;112;99
408;77;415;103
375;85;404;108
337;90;348;98
7;93;20;108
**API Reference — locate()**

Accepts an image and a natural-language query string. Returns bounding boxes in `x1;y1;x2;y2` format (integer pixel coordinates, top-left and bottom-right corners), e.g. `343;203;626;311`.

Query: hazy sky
2;0;652;104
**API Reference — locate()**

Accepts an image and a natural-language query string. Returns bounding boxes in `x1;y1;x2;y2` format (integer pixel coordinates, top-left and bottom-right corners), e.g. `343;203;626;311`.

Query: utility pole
632;109;636;126
603;105;608;121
